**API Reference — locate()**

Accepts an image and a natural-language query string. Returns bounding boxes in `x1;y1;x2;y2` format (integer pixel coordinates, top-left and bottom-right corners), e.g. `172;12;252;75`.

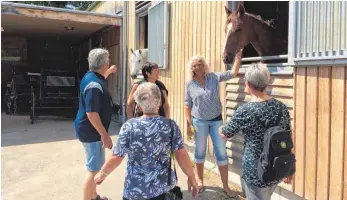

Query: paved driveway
1;113;244;200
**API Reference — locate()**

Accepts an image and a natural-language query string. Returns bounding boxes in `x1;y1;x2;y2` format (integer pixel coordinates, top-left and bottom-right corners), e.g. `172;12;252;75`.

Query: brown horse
223;4;287;64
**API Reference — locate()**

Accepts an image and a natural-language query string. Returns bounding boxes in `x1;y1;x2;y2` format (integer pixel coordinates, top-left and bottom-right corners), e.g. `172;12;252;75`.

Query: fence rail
241;54;288;62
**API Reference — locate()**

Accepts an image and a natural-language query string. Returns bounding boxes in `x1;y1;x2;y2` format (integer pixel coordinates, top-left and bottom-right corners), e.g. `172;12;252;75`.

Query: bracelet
100;169;109;176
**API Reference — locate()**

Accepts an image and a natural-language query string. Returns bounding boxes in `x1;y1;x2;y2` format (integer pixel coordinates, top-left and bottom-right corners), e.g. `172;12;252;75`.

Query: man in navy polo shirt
74;48;117;200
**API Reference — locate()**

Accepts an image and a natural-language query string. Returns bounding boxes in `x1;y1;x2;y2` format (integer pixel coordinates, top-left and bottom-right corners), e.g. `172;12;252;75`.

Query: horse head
130;48;148;79
223;4;287;65
223;4;248;65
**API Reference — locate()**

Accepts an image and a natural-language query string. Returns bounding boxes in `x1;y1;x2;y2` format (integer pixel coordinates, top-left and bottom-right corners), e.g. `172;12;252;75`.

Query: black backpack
245;107;296;183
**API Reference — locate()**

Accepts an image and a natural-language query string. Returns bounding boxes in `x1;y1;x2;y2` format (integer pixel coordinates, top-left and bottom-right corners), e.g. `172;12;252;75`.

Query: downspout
121;2;127;124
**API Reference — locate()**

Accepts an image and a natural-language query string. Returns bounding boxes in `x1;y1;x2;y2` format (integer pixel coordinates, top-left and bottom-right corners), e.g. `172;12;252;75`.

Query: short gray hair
134;82;161;114
245;63;270;92
88;48;109;71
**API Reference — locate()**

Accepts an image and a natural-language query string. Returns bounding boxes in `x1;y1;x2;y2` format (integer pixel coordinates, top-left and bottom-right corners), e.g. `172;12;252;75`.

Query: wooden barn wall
100;27;122;104
126;2;295;186
293;66;347;200
91;1;123;15
88;3;124;105
126;1;228;148
161;1;228;146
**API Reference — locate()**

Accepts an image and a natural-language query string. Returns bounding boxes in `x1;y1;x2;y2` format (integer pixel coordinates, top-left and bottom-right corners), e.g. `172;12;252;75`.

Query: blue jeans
192;118;228;166
244;180;277;200
82;141;105;172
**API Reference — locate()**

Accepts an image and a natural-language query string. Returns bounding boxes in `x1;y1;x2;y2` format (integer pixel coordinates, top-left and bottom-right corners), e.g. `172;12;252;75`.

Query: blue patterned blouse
113;116;184;200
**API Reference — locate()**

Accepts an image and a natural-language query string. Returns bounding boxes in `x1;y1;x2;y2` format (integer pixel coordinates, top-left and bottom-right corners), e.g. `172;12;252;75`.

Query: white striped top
185;71;233;120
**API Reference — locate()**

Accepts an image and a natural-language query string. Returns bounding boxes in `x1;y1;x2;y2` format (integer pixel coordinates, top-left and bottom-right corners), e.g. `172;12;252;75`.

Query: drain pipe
121;2;128;124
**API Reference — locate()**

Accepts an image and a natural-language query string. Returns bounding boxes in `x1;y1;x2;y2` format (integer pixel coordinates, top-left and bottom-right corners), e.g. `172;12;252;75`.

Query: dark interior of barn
2;33;94;112
241;1;289;62
1;3;121;122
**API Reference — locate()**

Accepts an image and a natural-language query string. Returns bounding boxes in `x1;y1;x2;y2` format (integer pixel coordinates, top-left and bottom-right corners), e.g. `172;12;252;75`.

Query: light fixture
65;26;74;31
1;27;4;32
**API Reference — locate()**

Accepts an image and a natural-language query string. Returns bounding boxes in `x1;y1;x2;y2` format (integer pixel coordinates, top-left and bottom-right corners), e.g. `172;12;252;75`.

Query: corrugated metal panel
290;1;347;65
148;1;168;69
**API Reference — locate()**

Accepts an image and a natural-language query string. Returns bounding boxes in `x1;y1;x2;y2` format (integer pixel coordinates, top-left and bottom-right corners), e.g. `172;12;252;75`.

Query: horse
223;4;287;64
129;48;148;79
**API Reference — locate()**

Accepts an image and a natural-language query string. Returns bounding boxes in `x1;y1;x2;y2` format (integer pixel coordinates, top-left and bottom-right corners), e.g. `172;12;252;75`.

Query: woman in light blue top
184;52;242;196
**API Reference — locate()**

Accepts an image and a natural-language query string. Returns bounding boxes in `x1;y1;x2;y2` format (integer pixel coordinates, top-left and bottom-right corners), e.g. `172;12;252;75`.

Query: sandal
198;185;206;193
93;195;111;200
223;190;236;198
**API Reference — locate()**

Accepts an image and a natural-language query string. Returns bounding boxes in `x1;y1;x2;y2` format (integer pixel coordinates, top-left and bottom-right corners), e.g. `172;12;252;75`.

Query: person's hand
105;65;117;79
94;172;107;185
235;48;243;59
101;135;113;149
187;177;198;200
284;175;293;184
219;132;229;140
108;65;117;74
187;119;192;127
218;126;229;140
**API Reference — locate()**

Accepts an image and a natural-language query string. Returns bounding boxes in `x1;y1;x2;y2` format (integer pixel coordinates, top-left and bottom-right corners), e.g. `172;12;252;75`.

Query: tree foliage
11;1;94;11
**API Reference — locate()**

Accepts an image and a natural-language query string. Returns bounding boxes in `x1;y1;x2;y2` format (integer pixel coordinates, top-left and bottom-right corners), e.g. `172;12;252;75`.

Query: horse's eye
138;60;141;63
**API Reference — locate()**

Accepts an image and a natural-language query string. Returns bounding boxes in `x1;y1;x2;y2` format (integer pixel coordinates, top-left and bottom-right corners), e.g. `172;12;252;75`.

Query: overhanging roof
1;2;122;38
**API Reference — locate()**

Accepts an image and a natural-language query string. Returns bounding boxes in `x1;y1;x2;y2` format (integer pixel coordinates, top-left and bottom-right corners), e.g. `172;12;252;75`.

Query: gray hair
88;48;109;71
245;63;270;92
134;82;161;114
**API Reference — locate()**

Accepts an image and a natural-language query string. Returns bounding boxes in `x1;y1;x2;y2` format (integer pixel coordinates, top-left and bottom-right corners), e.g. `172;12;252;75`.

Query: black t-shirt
133;79;168;117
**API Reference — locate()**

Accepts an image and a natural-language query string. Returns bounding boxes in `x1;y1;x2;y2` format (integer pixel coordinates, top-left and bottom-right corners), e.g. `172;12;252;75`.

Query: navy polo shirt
74;71;112;143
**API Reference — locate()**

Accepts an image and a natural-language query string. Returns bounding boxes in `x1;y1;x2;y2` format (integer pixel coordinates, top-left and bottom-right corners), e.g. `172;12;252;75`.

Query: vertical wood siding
294;66;347;200
156;1;228;148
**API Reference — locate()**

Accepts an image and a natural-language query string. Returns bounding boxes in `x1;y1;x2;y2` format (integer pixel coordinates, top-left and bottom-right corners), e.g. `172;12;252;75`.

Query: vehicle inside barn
1;2;122;123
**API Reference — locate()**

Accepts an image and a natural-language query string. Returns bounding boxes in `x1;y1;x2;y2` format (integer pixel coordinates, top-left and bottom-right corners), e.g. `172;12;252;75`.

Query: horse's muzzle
223;53;235;65
130;74;137;79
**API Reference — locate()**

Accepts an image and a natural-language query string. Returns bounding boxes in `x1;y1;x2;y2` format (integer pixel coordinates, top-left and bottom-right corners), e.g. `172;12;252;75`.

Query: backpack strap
168;119;178;186
275;108;283;126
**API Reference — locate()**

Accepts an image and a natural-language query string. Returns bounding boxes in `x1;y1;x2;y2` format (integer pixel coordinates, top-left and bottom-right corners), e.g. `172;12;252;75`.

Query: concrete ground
1;113;244;200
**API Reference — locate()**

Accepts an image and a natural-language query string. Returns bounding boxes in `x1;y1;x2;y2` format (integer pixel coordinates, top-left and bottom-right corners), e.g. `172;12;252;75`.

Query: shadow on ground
181;186;245;200
1;112;121;147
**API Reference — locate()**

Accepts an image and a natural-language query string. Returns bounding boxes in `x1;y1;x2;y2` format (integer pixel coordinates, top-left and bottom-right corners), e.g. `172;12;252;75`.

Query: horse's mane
246;12;286;44
247;13;276;30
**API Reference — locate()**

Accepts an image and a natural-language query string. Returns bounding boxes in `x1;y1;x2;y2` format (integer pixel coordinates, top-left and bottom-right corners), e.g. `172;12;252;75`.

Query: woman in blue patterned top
219;63;292;200
94;82;198;200
184;52;242;196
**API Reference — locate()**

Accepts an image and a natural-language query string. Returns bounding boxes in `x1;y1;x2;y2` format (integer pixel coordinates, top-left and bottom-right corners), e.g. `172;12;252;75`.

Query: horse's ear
237;3;245;18
138;49;142;54
130;48;134;54
224;6;232;16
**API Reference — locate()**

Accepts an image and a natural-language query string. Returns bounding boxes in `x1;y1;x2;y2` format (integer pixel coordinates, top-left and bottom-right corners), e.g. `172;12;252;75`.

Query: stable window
288;1;347;65
147;1;169;69
227;1;290;75
135;1;151;49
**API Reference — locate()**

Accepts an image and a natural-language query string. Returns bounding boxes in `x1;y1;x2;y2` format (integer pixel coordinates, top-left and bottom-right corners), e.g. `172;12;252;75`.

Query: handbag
165;120;183;200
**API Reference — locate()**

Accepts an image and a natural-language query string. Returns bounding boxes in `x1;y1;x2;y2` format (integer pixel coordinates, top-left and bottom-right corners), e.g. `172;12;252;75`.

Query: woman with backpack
219;63;294;200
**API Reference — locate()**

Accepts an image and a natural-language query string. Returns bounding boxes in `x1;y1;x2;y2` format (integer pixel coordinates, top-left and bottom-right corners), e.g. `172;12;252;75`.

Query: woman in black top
126;62;170;118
